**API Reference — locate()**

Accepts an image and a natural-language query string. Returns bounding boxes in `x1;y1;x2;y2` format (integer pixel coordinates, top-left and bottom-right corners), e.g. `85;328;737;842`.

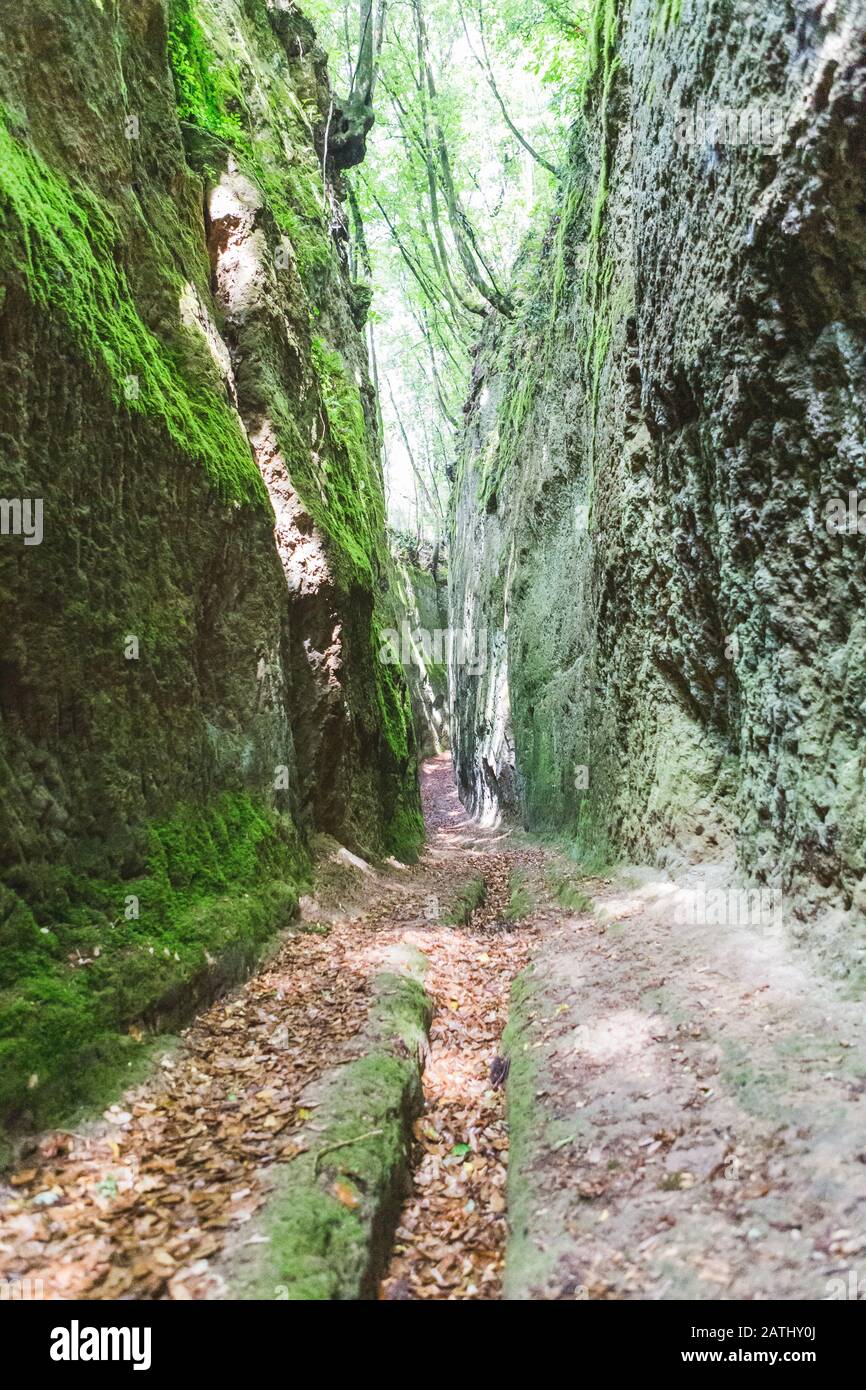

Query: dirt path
0;917;391;1298
379;764;542;1300
0;756;536;1301
503;866;866;1301
4;760;864;1302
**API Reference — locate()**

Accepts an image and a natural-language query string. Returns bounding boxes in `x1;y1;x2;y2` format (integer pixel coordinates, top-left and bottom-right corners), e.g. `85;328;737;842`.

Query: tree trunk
331;0;385;170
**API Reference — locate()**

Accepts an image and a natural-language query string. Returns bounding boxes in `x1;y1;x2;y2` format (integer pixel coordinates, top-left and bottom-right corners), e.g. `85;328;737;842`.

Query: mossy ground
543;861;600;914
445;876;487;926
0;793;309;1135
500;966;552;1300
505;869;535;922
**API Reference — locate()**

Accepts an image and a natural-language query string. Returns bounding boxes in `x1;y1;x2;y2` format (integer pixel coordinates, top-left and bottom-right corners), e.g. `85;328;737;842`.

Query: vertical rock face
0;0;420;1125
452;0;866;938
384;537;450;758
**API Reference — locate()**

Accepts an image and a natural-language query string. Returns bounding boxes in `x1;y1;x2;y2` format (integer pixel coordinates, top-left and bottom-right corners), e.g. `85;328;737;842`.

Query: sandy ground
504;863;866;1301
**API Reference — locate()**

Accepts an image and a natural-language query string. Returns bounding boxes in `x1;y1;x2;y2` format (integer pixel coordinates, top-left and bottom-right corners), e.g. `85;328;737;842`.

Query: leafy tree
307;0;588;537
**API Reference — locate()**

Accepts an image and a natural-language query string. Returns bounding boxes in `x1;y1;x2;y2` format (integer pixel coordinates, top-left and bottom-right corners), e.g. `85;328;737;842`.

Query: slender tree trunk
387;379;444;528
412;0;513;317
369;321;388;456
347;179;373;278
459;0;560;178
332;0;385;169
366;185;471;357
414;308;460;429
408;36;489;319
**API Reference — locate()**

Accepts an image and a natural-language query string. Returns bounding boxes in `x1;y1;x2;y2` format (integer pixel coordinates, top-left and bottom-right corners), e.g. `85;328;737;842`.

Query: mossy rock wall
0;0;421;1129
451;0;866;939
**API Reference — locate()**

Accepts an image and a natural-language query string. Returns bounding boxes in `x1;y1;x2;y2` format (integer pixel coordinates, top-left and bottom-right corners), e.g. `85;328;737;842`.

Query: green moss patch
302;336;385;588
501;966;550;1299
652;0;684;37
446;876;487;926
0;110;264;506
0;793;308;1134
544;864;596;914
167;0;333;286
167;0;247;147
505;869;535;922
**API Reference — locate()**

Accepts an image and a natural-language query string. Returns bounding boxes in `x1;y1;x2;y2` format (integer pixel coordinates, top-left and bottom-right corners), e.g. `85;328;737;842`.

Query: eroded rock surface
451;0;866;958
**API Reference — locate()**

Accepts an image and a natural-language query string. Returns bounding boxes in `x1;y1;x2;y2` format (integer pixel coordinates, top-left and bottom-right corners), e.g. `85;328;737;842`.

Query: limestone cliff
452;0;866;954
0;0;421;1127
